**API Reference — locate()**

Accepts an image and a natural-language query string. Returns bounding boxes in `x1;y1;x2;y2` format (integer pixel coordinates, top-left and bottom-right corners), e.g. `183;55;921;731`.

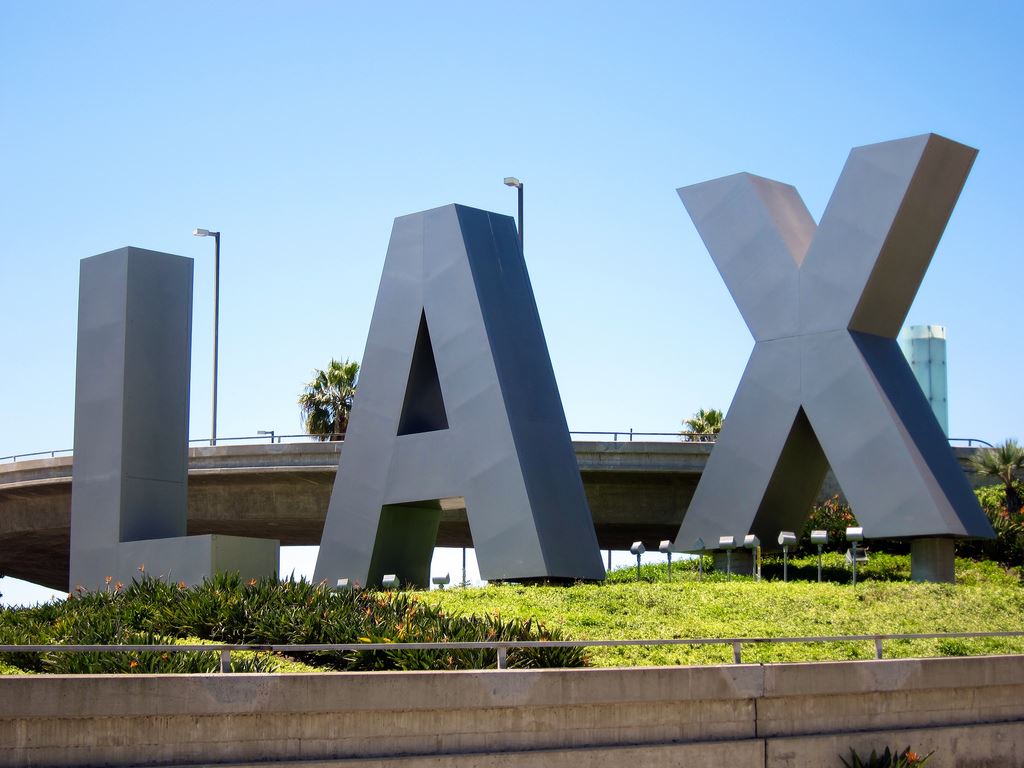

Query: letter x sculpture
674;134;993;550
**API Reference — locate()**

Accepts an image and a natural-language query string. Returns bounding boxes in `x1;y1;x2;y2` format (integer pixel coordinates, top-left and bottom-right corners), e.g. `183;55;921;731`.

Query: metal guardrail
0;433;996;464
2;630;1023;670
948;437;995;448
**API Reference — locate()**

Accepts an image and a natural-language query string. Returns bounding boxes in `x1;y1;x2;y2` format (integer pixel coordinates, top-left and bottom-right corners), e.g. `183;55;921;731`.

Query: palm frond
299;358;360;439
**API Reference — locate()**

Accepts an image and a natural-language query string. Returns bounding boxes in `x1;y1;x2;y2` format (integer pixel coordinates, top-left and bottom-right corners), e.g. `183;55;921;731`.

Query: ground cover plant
0;574;582;674
424;554;1024;667
2;553;1022;673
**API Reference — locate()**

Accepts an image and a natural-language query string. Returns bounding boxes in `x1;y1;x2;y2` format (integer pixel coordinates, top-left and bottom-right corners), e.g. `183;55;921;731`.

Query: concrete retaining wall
2;655;1023;767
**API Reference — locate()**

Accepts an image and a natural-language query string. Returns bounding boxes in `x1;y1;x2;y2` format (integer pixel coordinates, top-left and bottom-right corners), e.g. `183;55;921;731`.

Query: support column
712;550;753;576
911;537;956;583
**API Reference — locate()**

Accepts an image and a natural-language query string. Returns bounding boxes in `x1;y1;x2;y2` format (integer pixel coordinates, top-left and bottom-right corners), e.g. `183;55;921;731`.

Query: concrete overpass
0;441;983;590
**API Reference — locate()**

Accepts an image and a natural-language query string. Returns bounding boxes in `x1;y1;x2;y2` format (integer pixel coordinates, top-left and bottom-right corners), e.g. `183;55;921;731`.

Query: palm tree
682;408;724;442
970;439;1024;516
299;359;360;441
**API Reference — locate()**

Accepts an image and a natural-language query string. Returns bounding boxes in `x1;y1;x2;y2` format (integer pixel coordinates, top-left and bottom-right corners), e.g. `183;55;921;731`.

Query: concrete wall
1;655;1022;767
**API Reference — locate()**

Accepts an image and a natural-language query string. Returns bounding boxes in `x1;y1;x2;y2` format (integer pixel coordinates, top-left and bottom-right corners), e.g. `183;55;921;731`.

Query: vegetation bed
424;554;1024;667
0;575;581;674
1;554;1021;673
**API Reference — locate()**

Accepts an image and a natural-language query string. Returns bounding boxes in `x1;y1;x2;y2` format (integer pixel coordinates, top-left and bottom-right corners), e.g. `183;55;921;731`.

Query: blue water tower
899;325;948;436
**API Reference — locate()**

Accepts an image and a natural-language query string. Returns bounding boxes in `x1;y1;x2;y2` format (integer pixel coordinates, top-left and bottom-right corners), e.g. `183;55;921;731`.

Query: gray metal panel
678;173;813;341
70;248;194;588
118;535;280;586
314;204;603;587
673;134;992;551
800;134;977;337
70;247;279;590
69;250;130;588
676;338;805;547
805;331;990;537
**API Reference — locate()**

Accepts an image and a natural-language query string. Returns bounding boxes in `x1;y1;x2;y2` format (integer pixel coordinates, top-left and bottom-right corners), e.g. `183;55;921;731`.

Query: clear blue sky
2;2;1021;604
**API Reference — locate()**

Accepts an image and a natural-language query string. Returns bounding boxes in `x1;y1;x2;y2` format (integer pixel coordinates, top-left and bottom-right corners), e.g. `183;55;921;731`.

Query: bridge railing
0;433;994;464
2;629;1022;670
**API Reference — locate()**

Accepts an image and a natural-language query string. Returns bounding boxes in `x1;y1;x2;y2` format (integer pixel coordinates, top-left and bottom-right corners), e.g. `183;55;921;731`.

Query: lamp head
630;541;646;556
503;177;522;188
743;534;760;549
193;228;211;237
846;527;864;542
718;535;736;550
777;531;797;547
431;573;451;586
810;530;829;545
658;539;672;553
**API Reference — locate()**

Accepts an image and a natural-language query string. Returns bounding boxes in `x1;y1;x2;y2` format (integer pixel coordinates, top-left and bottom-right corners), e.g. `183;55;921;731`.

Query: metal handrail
949;437;995;448
2;630;1022;670
1;433;998;464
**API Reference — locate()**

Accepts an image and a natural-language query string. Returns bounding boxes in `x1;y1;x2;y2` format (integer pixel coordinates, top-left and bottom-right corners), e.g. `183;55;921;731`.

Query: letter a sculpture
314;204;604;587
674;134;993;556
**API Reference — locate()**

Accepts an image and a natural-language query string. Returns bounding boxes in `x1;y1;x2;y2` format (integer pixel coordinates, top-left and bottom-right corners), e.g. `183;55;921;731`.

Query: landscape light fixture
694;538;705;581
431;573;451;589
743;534;760;580
846;527;864;586
777;531;797;582
192;227;222;446
630;541;645;581
335;578;352;591
503;176;524;250
810;530;829;582
381;574;399;589
256;429;275;443
719;535;737;580
659;540;673;581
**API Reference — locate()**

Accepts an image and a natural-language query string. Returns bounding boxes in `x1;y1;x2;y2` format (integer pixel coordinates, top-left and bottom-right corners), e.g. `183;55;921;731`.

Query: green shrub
0;574;583;673
799;495;859;554
957;483;1024;566
840;746;933;767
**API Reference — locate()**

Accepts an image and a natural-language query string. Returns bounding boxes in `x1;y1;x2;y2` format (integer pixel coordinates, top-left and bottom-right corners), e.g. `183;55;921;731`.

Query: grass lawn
421;554;1024;666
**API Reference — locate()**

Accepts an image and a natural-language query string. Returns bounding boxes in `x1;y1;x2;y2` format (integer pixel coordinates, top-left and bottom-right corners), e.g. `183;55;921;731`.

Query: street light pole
503;177;523;251
193;228;221;446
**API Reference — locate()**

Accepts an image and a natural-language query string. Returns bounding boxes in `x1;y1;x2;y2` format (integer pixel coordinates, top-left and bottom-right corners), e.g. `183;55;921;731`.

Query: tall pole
504;177;523;251
517;182;523;251
211;231;220;447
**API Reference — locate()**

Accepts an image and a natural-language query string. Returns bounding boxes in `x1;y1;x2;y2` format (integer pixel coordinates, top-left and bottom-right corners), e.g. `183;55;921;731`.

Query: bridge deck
0;441;979;590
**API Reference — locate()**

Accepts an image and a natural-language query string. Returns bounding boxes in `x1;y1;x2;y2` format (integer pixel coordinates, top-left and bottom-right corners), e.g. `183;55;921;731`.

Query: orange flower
177;581;187;590
247;578;257;587
114;581;124;592
104;575;112;585
137;564;145;573
129;660;139;669
905;751;920;764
